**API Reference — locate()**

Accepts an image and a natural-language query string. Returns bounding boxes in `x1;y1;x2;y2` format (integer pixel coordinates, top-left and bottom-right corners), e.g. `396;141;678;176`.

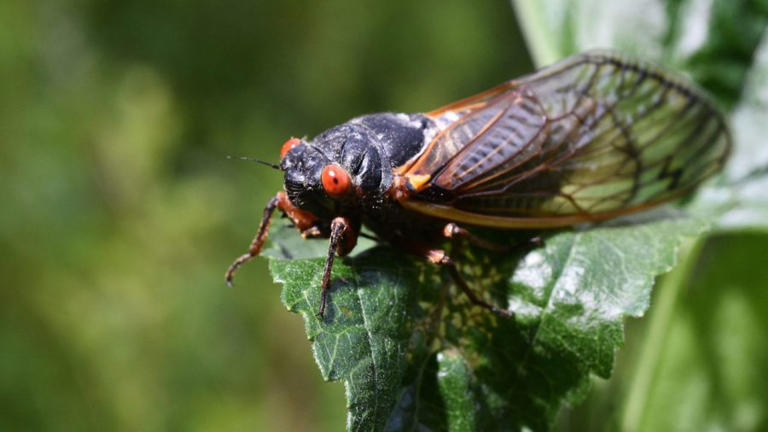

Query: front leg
226;191;319;286
317;216;356;318
226;194;281;286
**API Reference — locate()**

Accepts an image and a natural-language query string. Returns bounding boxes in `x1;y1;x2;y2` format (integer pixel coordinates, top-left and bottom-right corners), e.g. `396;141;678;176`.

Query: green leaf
270;246;422;432
267;209;708;430
436;350;477;432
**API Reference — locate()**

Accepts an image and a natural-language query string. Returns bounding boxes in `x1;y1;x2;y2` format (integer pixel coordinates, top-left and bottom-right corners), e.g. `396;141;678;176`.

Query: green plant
265;1;768;430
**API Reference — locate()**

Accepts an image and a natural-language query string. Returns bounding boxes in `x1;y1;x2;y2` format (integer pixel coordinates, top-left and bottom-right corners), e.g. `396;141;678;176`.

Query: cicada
227;51;730;317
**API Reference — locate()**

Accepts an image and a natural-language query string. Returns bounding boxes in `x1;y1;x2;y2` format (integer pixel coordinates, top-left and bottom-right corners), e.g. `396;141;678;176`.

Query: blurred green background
1;1;532;430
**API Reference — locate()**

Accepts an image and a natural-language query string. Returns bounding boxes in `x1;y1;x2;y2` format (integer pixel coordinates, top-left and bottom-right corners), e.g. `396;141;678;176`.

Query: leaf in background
691;46;768;230
624;233;768;431
513;0;768;110
728;31;768;181
513;0;670;66
512;0;768;232
691;31;768;233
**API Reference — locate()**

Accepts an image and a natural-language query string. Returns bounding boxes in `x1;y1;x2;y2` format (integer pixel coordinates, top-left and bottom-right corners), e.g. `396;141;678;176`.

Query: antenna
226;155;281;170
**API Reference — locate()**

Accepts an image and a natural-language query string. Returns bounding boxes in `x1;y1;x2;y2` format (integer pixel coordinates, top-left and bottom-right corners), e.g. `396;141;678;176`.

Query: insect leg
318;217;351;318
301;226;324;238
443;223;543;251
442;223;513;252
425;249;512;318
225;194;280;286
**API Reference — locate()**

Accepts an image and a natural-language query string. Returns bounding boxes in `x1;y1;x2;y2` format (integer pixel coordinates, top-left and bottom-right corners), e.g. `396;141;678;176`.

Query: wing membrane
398;51;731;227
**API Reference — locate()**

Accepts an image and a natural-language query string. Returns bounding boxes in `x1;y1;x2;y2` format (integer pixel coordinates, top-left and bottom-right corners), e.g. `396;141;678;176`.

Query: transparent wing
398;51;731;228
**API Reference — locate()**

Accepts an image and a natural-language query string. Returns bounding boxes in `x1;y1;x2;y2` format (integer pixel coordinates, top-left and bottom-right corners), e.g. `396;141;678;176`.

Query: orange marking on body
407;174;432;191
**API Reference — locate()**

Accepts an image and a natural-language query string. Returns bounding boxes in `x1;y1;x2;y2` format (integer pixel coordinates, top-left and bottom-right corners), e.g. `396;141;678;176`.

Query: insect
226;51;730;318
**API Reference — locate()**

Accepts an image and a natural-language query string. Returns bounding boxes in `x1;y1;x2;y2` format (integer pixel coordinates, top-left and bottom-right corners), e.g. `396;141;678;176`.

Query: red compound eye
321;164;351;197
280;137;301;160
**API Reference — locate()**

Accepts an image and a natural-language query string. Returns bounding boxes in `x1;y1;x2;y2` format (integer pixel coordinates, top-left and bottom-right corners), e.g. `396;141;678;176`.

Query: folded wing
397;51;731;228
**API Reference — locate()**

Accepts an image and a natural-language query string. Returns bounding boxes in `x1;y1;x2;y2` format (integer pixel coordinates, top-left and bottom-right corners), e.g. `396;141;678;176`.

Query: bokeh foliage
0;0;529;430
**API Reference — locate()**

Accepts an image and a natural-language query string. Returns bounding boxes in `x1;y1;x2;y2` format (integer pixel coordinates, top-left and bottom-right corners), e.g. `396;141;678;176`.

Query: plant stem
619;238;705;431
511;0;562;66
